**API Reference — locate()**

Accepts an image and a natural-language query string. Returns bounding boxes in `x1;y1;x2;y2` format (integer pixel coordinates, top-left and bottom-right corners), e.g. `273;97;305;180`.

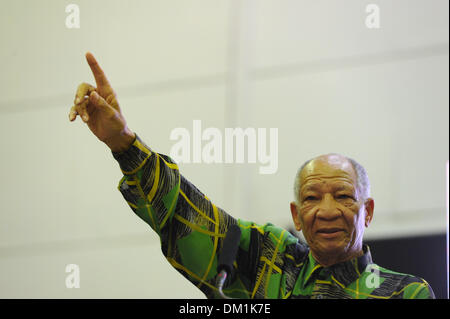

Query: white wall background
0;0;448;298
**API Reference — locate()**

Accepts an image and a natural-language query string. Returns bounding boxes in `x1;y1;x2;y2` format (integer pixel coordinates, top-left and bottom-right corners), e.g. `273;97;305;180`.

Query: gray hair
293;154;371;203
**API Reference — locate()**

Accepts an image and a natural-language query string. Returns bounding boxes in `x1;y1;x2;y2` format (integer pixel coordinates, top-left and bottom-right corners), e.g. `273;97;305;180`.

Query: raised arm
68;53;263;298
111;134;255;298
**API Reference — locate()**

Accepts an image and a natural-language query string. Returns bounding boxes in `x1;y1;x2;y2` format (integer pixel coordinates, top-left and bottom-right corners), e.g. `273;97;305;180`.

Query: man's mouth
317;227;344;233
316;228;345;238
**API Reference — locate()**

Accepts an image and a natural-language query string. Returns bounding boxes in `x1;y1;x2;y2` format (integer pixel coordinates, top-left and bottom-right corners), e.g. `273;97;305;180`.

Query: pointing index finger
85;52;111;89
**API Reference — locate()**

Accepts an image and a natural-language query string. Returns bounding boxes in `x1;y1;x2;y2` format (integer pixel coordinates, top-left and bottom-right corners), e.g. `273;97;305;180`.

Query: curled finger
77;98;90;122
75;82;96;105
69;105;78;121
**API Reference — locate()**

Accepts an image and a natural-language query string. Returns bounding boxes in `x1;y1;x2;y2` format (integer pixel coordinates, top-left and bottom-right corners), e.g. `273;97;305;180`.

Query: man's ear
290;202;302;231
364;198;374;227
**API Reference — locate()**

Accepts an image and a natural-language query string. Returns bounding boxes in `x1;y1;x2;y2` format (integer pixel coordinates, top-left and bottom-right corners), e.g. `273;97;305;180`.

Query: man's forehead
300;154;357;185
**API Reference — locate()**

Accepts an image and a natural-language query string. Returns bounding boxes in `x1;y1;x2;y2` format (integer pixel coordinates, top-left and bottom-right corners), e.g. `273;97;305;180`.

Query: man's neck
311;248;364;268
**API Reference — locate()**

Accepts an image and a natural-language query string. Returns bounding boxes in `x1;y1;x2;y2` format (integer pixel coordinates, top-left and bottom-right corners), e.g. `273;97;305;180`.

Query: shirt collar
303;245;373;288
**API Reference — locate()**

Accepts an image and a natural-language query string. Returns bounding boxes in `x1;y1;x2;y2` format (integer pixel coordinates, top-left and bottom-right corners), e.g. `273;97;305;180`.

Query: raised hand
69;52;135;152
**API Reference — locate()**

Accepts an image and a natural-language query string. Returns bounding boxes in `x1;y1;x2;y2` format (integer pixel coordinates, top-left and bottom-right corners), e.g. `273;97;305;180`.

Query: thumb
89;91;113;113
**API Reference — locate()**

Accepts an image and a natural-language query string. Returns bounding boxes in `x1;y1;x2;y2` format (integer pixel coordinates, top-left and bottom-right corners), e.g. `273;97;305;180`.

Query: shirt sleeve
402;279;436;299
111;133;259;298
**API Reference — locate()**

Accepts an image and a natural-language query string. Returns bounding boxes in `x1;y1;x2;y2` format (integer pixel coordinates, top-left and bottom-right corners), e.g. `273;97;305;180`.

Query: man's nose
316;194;341;220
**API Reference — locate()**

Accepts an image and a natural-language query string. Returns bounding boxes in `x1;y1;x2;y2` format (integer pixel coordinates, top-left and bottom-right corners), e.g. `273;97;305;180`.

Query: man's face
290;155;374;265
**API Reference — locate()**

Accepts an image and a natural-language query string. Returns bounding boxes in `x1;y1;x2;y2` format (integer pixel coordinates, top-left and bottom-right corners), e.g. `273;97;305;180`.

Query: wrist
106;128;136;153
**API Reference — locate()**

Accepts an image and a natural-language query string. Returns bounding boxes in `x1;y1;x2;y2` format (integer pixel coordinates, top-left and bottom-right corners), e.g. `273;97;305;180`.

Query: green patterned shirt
112;134;435;299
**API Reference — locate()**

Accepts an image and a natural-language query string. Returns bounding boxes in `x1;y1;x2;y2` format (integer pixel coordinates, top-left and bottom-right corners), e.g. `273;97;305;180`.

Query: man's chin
314;239;348;256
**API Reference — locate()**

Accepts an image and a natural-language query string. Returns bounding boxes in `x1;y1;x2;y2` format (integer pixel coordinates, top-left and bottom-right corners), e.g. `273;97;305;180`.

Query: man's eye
304;196;318;201
337;194;353;200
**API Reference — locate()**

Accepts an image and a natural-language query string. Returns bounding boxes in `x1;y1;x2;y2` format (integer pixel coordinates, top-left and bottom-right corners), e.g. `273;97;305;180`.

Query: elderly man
69;52;435;299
